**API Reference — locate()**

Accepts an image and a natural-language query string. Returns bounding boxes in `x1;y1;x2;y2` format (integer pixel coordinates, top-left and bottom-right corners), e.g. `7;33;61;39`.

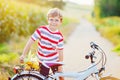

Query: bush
0;52;19;64
113;44;120;55
95;0;120;17
0;0;47;43
93;17;120;55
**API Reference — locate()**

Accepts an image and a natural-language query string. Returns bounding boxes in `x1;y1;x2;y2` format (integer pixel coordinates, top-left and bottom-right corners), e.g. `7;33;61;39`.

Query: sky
63;0;94;6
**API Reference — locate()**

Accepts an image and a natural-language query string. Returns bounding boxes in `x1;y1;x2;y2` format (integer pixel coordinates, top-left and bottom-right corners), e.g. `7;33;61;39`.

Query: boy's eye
55;19;59;22
49;18;60;22
49;19;53;21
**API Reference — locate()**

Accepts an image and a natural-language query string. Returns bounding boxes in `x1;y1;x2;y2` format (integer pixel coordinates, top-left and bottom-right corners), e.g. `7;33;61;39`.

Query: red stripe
38;51;57;57
36;29;41;37
39;26;63;37
41;35;58;44
31;37;35;41
57;48;63;50
38;42;55;50
59;39;63;42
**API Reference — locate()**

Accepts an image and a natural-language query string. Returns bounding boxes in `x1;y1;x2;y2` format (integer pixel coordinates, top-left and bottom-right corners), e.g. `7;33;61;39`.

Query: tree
94;0;120;17
17;0;66;9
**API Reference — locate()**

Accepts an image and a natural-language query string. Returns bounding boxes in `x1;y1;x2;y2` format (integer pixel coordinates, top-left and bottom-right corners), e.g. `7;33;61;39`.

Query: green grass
0;44;9;54
113;44;120;55
0;53;19;64
92;16;120;55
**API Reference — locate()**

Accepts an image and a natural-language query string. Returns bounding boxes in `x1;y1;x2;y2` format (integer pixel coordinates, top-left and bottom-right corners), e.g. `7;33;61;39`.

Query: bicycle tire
100;76;120;80
12;74;43;80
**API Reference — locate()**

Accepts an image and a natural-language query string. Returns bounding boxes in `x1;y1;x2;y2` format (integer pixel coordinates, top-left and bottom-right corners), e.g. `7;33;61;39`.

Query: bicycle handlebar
85;51;96;63
85;42;107;73
85;42;98;61
90;42;99;50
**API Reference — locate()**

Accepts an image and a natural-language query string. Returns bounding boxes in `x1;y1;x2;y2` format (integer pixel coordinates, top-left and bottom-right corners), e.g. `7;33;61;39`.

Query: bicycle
9;42;107;80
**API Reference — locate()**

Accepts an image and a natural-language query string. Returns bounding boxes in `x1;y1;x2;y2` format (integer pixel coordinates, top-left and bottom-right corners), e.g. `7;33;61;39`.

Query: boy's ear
60;20;62;24
60;19;62;23
60;19;62;22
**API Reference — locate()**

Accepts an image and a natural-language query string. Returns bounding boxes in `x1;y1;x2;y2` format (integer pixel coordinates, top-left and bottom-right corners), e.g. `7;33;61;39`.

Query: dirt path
63;18;120;80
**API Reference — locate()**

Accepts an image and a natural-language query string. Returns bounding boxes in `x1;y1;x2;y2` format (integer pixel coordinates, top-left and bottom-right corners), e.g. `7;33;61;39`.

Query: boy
20;8;64;80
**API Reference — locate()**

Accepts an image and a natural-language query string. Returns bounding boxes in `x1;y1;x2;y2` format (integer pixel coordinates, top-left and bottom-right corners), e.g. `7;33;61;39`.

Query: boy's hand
58;66;64;80
20;55;25;63
58;66;63;72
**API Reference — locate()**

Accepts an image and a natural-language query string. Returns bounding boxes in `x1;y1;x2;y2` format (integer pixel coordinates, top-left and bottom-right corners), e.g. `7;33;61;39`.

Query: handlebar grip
85;55;89;59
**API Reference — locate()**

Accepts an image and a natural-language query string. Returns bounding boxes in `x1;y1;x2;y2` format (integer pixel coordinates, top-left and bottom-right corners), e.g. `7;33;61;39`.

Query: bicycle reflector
13;66;20;74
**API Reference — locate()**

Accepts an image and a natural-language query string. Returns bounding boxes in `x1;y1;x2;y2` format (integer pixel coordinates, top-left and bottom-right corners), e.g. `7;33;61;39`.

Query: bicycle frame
11;63;100;80
10;42;106;80
48;63;100;80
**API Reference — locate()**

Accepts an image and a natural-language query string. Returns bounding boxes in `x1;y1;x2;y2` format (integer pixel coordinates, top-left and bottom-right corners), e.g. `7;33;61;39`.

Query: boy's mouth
51;24;56;27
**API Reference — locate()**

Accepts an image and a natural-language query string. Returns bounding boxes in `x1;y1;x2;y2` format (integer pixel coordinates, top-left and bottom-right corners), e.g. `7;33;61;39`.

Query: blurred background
0;0;120;79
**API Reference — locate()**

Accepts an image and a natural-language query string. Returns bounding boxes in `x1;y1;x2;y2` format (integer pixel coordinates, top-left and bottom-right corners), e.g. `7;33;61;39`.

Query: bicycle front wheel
12;73;43;80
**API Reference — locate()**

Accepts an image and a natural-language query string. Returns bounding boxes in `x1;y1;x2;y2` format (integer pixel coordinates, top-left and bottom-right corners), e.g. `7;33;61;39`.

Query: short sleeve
31;28;41;41
57;38;64;50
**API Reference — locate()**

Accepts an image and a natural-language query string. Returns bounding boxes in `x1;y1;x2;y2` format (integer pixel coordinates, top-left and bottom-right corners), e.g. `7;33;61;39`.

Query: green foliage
0;0;47;43
0;52;19;80
62;17;71;26
0;43;9;53
46;0;66;9
93;17;120;55
95;0;120;17
113;44;120;55
0;53;18;63
17;0;66;9
100;26;120;44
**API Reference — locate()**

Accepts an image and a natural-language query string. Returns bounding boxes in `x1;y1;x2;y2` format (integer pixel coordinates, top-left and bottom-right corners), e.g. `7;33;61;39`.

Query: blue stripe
40;40;51;46
58;43;63;47
38;48;51;54
33;33;39;39
41;30;60;40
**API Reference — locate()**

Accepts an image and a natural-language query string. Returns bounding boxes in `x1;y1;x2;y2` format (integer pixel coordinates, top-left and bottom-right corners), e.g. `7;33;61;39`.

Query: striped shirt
31;26;64;62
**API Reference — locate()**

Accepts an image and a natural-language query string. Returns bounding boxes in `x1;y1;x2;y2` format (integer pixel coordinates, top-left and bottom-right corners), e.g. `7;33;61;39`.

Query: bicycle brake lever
99;67;105;73
90;42;99;50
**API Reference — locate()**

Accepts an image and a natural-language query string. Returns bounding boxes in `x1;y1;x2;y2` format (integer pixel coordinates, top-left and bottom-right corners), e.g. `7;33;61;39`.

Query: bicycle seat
41;61;64;68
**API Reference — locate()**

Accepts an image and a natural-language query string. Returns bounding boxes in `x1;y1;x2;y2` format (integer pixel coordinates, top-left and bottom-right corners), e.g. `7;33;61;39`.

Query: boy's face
48;16;62;28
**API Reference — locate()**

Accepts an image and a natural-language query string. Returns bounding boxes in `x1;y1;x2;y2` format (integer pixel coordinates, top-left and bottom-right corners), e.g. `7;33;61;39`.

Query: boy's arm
58;49;63;62
20;38;34;63
57;49;64;72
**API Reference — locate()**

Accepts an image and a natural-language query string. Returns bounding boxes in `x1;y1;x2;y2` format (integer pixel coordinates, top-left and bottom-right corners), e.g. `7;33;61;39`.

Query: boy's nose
52;20;56;22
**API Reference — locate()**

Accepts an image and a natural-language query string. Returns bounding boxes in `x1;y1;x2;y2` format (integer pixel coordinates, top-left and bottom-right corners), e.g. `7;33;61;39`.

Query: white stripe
38;48;56;55
39;39;57;48
39;41;52;48
57;41;63;48
42;28;61;38
38;46;56;53
32;31;40;40
37;53;59;61
42;39;58;48
31;36;36;41
41;28;61;41
38;42;56;51
35;31;40;37
41;33;59;43
37;55;59;62
39;53;59;60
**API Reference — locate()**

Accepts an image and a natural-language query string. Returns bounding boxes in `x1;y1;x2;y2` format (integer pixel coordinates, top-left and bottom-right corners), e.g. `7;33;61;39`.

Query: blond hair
47;8;63;21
